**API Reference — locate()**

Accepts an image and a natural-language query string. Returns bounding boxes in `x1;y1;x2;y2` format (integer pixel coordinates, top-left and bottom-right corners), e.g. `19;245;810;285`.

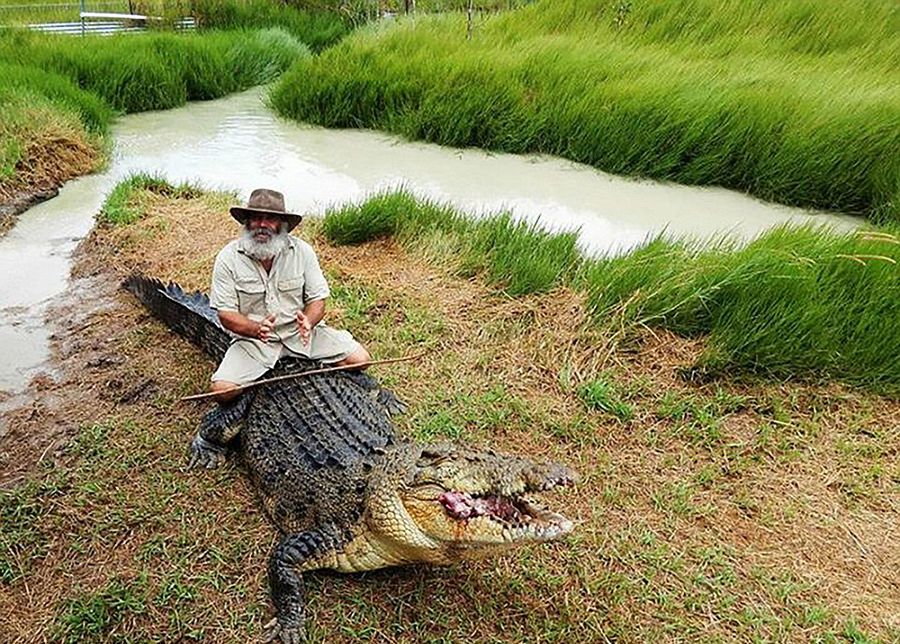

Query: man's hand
296;311;311;345
257;314;276;342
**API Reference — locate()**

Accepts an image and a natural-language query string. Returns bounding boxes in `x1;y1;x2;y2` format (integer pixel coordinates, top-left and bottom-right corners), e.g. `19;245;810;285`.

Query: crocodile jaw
397;443;578;551
438;491;574;542
397;488;575;553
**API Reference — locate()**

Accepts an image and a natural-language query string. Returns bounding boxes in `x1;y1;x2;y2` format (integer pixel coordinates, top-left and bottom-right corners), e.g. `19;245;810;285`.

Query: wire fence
0;2;133;24
0;1;198;35
0;0;530;36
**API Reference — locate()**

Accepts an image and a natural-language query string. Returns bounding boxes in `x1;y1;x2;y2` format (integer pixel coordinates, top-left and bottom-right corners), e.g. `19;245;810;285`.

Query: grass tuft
0;478;64;583
98;173;205;226
52;575;149;643
577;376;633;422
324;190;578;295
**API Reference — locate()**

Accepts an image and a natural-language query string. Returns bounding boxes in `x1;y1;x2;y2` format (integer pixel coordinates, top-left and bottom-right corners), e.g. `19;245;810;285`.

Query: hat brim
230;206;303;232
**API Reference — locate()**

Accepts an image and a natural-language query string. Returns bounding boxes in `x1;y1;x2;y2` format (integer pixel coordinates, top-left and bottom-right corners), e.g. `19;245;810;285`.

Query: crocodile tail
123;273;233;361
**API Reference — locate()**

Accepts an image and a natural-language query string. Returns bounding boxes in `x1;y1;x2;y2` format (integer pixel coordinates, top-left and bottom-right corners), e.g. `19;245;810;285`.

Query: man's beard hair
238;223;289;260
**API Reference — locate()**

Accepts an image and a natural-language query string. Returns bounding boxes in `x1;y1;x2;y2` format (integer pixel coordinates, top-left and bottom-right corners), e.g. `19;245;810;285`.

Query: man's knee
337;345;370;369
210;380;241;403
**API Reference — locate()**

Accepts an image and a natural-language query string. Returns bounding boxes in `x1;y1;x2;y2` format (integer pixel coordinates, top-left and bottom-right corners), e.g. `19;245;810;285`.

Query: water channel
0;87;860;395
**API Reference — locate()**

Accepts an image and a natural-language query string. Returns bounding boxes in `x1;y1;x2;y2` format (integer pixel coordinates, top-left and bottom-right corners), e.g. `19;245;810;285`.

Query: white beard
238;225;289;261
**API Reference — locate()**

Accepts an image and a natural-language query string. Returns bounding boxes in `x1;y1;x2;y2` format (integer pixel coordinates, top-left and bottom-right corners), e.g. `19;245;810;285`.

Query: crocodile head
366;443;578;564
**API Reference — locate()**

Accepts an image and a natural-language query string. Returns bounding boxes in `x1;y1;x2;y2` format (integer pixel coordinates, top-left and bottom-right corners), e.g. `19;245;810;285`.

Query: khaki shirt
210;236;332;368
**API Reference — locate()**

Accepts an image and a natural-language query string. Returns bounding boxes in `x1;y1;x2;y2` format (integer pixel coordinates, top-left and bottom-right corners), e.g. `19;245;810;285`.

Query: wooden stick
180;353;426;402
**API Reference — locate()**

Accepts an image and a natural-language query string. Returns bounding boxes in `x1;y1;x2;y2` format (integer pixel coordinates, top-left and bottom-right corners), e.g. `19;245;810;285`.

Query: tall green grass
0;28;309;113
324;190;581;295
271;0;900;222
0;62;114;134
323;190;900;392
585;226;900;388
190;0;348;51
0;0;130;25
0;63;112;183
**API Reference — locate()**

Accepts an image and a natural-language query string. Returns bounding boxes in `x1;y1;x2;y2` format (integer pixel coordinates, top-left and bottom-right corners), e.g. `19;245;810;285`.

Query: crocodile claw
376;388;407;417
188;433;227;470
262;617;306;644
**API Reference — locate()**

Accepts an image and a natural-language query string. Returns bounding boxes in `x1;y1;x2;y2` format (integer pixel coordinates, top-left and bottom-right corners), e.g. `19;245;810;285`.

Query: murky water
0;87;860;394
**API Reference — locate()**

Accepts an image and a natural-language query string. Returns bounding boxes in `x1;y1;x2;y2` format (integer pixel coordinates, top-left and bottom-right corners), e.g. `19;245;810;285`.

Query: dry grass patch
1;187;898;642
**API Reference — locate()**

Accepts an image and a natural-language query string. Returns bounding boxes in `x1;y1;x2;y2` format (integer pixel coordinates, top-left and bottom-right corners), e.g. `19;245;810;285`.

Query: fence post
80;0;85;36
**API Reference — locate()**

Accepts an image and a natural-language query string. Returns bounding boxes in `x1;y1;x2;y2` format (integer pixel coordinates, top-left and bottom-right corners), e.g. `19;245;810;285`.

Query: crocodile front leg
266;526;343;644
187;393;253;469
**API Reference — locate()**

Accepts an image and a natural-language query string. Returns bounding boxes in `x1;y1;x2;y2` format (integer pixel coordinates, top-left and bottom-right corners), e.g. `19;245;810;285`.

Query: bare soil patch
1;190;898;642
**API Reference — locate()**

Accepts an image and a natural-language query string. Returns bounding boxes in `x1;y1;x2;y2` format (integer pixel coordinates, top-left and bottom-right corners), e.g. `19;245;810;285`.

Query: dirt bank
1;188;898;642
0;131;102;235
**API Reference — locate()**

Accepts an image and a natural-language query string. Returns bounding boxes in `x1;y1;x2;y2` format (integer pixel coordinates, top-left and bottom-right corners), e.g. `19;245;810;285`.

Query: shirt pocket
235;279;266;316
277;277;305;313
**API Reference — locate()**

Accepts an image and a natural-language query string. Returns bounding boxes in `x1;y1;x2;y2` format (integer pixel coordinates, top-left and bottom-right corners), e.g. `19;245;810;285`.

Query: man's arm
297;241;330;344
219;310;276;341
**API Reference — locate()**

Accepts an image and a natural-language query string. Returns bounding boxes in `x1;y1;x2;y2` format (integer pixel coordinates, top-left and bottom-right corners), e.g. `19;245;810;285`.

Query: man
208;188;370;402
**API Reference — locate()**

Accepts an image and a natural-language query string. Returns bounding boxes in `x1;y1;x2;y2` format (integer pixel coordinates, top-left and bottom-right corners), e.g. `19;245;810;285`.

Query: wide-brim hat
230;188;302;232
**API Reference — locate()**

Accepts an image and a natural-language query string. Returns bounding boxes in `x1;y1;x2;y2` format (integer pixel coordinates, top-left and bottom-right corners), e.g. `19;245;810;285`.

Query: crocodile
125;274;578;643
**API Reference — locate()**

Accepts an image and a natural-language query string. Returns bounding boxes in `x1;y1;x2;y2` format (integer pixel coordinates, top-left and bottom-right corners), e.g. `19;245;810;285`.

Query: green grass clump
0;62;113;134
0;476;66;583
587;225;900;389
324;190;579;295
324;190;900;392
0;28;309;113
460;213;580;296
0;86;94;182
52;575;149;643
0;65;109;189
190;0;349;51
271;0;900;222
577;376;633;422
99;173;204;225
0;62;113;182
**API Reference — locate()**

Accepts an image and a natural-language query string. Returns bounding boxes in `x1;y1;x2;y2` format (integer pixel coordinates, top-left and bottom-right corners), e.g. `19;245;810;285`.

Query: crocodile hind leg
265;526;342;644
188;393;253;469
